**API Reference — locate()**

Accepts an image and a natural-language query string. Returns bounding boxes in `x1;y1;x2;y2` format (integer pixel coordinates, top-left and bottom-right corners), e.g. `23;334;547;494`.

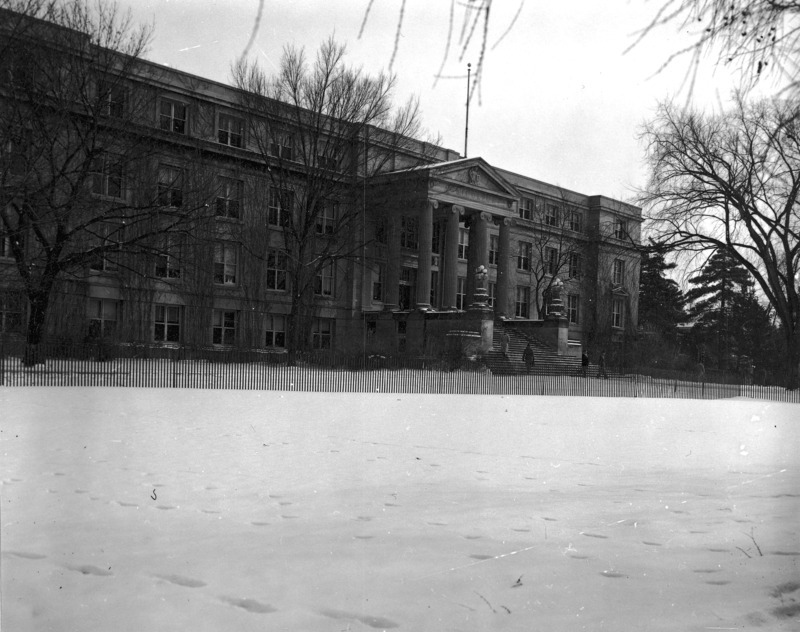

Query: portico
370;158;520;318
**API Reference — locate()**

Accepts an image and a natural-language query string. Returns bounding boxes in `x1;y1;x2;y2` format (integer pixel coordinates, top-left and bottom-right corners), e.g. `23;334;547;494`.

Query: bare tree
525;198;585;318
641;96;800;387
0;0;215;362
359;0;524;103
629;0;800;97
231;38;427;356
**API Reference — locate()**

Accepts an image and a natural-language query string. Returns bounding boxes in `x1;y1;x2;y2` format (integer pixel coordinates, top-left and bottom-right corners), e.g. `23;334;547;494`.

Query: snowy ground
1;388;799;631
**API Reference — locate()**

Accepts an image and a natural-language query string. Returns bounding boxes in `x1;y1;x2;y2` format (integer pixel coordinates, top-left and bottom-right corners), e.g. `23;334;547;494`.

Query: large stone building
0;10;641;361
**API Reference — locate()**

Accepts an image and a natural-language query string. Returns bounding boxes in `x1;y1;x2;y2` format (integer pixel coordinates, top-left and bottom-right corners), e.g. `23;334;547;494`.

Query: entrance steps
485;323;584;376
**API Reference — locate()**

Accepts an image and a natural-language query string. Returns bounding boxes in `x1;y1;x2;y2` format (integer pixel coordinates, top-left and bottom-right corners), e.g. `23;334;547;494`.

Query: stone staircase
484;323;585;376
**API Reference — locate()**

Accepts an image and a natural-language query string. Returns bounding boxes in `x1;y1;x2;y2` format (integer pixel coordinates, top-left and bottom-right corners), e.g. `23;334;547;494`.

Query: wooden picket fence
1;340;797;402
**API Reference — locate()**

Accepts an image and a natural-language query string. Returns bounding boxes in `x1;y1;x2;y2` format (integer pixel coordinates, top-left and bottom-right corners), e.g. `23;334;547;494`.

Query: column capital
451;204;465;215
500;216;516;228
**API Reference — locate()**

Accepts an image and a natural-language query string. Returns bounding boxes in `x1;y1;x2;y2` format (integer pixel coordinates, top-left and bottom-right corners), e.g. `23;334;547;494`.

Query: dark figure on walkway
522;343;535;374
696;361;705;382
598;352;608;379
500;331;510;360
581;350;589;377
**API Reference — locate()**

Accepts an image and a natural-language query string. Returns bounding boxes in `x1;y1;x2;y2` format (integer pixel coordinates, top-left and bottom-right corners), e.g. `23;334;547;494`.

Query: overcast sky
117;0;749;204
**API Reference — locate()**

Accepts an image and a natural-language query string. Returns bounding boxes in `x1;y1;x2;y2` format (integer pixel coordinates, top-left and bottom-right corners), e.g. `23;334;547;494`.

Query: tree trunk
786;328;800;391
23;291;51;366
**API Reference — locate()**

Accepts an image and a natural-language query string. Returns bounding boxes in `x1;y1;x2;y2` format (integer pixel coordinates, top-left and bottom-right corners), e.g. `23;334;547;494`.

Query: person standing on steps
581;349;589;377
598;352;608;379
500;331;511;360
522;342;535;374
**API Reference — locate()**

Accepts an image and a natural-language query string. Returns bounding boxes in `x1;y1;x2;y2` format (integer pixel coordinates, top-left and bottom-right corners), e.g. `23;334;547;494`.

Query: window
372;264;384;301
316;201;336;235
213;243;237;285
614;218;628;240
515;286;530;318
88;224;120;272
567;294;579;324
315;261;335;297
544;247;558;275
159;98;187;134
431;221;442;255
269;132;293;160
458;228;469;260
265;314;286;348
317;154;338;170
517;241;532;271
612;259;625;285
489;234;499;265
155;239;181;279
2;128;30;176
568;252;582;279
268;187;293;227
157;165;183;208
612;297;625;328
266;249;287;291
0;291;24;333
519;197;534;220
545;204;559;227
216;177;242;219
488;281;496;308
99;80;126;118
212;309;237;345
1;234;22;259
399;267;416;310
87;298;118;339
430;270;439;306
456;276;466;310
90;152;123;198
312;318;333;350
154;305;181;343
569;211;583;233
218;113;243;148
397;319;407;352
400;216;419;250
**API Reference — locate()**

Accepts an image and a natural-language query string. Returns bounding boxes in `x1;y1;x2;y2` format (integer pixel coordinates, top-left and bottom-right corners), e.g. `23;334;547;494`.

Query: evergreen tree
638;243;687;338
685;249;774;370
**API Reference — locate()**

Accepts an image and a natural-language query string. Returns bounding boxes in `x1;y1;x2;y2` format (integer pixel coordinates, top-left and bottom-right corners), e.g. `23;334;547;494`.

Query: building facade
0;12;641;359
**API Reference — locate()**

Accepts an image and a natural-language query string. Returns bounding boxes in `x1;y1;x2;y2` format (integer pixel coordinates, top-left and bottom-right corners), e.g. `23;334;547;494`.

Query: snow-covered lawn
2;388;798;631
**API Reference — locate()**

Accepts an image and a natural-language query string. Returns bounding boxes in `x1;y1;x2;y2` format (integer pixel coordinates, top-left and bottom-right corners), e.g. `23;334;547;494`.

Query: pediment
432;159;517;197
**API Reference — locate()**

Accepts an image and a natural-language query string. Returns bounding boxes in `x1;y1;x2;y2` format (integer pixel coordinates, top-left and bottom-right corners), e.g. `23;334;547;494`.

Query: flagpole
464;63;471;158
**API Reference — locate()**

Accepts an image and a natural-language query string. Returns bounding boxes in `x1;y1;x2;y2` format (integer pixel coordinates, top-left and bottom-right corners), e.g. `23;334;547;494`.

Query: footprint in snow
7;551;47;560
66;564;113;577
155;574;206;588
319;608;398;629
220;596;277;614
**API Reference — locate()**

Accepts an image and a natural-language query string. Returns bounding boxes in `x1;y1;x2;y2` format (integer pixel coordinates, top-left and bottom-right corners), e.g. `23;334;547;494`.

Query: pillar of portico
442;205;462;309
495;217;514;318
466;211;491;305
415;199;437;309
384;212;401;311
